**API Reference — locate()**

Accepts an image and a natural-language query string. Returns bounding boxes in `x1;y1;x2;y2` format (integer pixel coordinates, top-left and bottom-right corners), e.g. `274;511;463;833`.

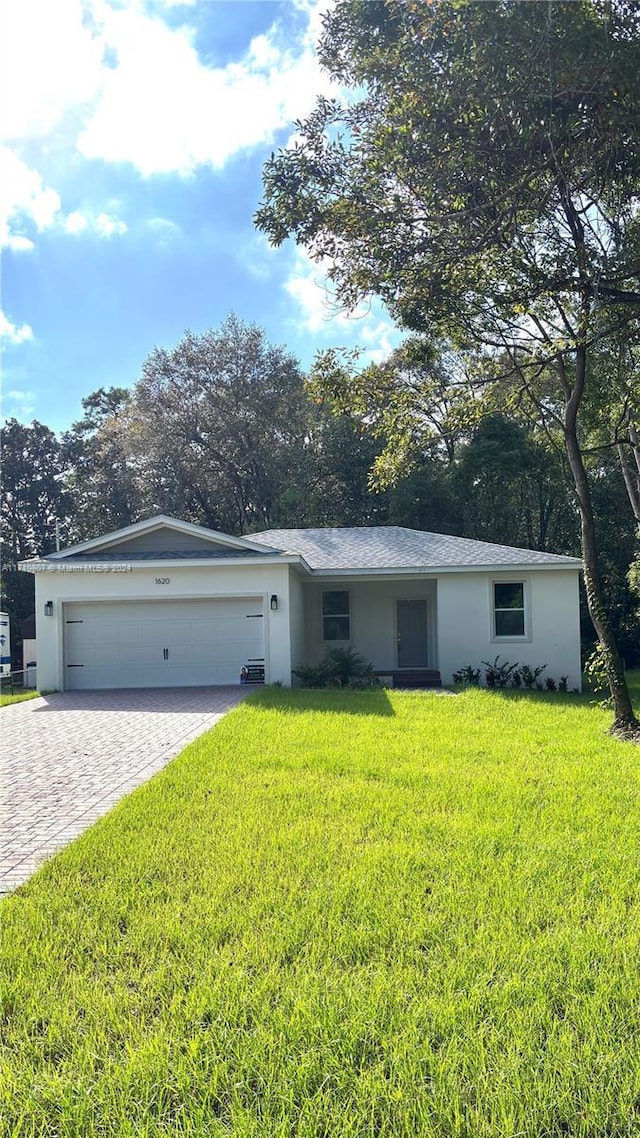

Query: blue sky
1;0;398;433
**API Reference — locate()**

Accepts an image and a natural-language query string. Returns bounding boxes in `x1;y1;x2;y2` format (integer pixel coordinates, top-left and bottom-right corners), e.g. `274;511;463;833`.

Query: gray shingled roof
248;527;581;572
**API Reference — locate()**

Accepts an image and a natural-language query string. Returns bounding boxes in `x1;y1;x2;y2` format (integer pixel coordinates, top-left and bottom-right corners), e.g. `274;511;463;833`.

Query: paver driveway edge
0;686;250;896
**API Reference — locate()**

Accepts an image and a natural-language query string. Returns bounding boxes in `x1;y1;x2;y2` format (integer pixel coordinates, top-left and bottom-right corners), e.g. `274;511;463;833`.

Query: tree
588;453;640;667
0;419;71;662
128;316;310;534
452;415;578;553
1;419;70;564
310;338;469;485
273;407;390;527
62;387;141;542
311;342;578;549
256;0;640;735
387;459;463;534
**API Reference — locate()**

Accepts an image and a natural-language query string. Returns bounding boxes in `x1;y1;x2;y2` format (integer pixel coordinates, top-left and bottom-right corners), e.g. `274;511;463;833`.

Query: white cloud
2;0;338;177
284;248;403;361
96;212;127;237
0;0;105;143
142;217;182;248
6;235;36;252
1;389;37;421
0;310;34;345
145;216;180;234
0;147;61;249
64;209;127;237
0;147;128;248
0;0;336;258
75;1;338;176
357;318;401;365
239;231;280;281
285;251;345;332
64;211;89;235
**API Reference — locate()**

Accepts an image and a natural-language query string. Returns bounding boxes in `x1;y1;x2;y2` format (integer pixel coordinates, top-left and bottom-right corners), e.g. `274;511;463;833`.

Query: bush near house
454;656;570;691
293;646;378;688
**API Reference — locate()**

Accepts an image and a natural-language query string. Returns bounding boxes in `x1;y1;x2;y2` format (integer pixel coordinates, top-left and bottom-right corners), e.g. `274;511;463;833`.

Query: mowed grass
0;690;40;707
2;679;640;1137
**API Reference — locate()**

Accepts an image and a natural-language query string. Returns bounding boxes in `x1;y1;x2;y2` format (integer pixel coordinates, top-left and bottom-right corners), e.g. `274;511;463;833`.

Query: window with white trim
493;582;526;638
322;590;350;641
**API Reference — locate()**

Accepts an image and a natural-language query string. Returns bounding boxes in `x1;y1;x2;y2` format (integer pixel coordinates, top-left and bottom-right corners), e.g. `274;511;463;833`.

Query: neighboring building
0;612;10;676
21;614;37;688
19;515;582;692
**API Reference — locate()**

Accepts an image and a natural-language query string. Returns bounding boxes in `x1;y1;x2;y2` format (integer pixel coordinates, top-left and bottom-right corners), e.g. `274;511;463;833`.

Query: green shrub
294;647;378;688
454;660;550;690
292;662;333;688
452;665;481;686
519;663;547;689
482;655;520;688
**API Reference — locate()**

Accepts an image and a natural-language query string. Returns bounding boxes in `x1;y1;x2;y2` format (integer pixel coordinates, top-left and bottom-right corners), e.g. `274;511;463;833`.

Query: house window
493;582;526;637
322;590;350;641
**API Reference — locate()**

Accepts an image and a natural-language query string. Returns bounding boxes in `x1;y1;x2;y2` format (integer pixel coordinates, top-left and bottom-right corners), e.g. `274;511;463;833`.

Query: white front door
396;599;429;668
63;598;265;689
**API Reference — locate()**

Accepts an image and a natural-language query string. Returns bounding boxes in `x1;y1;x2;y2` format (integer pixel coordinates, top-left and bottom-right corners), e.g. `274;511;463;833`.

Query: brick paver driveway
0;687;249;896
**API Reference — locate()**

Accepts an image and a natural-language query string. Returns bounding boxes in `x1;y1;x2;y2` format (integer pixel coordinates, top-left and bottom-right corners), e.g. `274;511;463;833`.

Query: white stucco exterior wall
437;568;582;689
302;577;437;670
25;554;582;693
288;570;306;680
28;561;294;691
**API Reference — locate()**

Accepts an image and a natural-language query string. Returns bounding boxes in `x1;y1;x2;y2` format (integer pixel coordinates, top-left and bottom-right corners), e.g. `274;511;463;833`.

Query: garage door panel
187;619;261;646
67;637;168;668
67;664;172;689
64;599;264;690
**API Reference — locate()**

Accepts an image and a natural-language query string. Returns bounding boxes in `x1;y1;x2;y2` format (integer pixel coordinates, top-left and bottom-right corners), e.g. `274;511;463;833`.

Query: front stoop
379;670;442;689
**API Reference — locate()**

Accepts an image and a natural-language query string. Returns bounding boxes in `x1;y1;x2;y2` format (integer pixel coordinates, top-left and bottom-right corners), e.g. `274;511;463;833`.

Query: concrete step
377;670;442;689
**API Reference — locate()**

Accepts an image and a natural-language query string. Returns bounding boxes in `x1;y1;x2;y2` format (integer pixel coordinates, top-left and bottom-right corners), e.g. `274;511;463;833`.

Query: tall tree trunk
617;410;640;526
562;349;638;737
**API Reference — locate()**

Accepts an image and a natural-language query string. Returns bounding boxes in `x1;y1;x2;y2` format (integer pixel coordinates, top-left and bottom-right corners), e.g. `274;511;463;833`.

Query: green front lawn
2;680;640;1137
0;689;40;707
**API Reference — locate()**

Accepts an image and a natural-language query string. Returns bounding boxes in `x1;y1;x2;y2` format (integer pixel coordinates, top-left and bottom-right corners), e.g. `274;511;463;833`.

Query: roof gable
48;516;281;560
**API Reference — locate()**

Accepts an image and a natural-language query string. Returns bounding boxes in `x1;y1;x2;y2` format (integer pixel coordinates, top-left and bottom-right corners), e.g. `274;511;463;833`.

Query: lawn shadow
247;685;396;717
454;670;640;715
479;686;592;710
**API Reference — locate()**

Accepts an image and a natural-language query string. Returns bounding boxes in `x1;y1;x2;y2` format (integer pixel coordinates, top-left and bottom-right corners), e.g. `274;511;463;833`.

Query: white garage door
63;598;265;689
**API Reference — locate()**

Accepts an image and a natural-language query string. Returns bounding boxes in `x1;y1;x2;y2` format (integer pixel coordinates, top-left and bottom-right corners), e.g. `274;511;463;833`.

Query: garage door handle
163;648;169;660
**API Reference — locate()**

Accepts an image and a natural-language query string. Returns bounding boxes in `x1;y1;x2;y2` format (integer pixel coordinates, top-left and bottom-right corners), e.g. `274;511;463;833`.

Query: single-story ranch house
20;515;582;692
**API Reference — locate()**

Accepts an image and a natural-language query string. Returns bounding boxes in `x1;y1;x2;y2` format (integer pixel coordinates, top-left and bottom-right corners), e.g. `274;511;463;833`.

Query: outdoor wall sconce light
270;594;278;611
44;601;53;617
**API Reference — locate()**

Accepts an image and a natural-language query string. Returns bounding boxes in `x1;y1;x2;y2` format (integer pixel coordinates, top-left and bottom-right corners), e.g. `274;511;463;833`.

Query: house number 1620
155;577;171;585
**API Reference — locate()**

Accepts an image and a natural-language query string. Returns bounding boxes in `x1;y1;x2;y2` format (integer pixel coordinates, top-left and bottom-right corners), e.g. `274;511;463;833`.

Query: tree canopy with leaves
62;387;140;542
0;420;71;655
1;420;70;565
256;0;640;735
128;315;311;534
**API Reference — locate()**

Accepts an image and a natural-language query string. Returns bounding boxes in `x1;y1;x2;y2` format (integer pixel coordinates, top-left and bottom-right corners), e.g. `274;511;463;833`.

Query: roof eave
18;553;303;573
306;560;582;577
43;515;284;559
